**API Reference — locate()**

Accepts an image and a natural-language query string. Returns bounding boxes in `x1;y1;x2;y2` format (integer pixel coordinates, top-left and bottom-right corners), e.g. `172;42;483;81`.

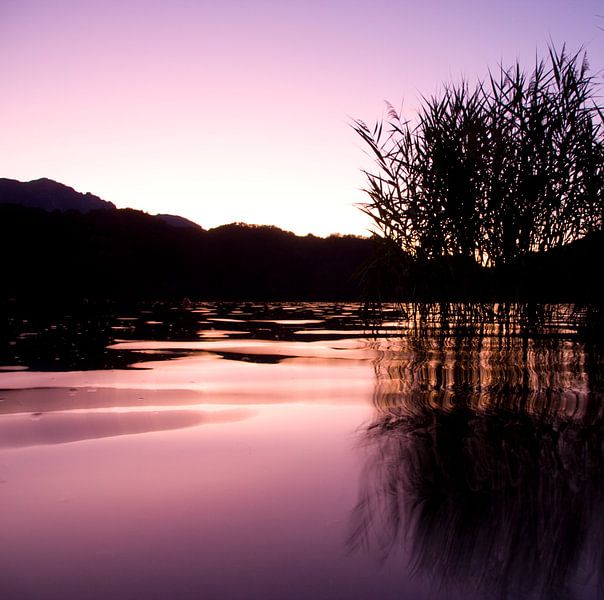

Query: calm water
0;302;602;600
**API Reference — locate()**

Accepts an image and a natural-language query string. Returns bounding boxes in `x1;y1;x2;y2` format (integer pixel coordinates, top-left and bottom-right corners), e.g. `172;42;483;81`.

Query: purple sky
1;0;602;235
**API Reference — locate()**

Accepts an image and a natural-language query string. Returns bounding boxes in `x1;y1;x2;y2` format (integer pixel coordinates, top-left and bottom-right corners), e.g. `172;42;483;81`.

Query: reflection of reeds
350;328;604;599
364;302;601;341
373;335;595;420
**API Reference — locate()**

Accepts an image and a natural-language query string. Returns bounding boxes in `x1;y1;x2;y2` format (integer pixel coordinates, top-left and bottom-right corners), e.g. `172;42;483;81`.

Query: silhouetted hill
1;178;599;303
363;230;603;302
0;177;116;212
156;214;203;229
0;204;372;301
0;177;202;231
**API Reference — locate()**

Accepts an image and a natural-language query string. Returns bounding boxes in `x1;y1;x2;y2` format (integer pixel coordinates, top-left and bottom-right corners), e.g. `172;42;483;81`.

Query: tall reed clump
355;46;604;270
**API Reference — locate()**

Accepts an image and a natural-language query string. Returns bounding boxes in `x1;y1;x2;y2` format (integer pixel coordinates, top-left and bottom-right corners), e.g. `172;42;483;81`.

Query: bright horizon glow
1;0;602;236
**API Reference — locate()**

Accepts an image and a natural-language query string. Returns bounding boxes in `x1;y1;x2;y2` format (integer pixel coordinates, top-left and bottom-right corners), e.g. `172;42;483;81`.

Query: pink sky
1;0;602;235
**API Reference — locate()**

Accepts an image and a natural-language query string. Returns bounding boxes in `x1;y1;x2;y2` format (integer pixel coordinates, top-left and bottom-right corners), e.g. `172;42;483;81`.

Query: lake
1;302;602;600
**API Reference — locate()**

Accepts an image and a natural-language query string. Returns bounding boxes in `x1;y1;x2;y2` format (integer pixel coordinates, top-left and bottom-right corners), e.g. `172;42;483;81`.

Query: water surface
1;302;602;599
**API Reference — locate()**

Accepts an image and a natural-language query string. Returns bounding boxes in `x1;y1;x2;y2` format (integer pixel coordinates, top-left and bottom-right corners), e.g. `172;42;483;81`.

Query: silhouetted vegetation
351;43;604;592
355;46;604;301
2;171;602;303
0;203;372;302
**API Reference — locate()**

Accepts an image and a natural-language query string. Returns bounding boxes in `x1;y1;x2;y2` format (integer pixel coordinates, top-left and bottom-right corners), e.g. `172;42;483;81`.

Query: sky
0;0;602;236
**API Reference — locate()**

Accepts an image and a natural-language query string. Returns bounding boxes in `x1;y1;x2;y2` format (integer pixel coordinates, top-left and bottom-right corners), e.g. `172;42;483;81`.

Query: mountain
0;177;206;230
0;202;372;301
0;177;373;302
156;214;203;229
2;177;597;303
0;178;115;212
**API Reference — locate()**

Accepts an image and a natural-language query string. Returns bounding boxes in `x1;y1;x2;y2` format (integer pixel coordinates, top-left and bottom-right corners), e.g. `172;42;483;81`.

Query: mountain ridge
0;177;209;232
1;177;600;303
0;177;116;212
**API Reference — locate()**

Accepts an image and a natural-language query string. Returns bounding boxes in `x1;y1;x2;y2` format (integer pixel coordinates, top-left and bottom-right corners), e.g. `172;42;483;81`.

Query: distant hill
0;203;373;301
0;177;204;231
0;177;373;301
0;178;116;212
362;229;603;303
1;177;599;303
156;214;203;230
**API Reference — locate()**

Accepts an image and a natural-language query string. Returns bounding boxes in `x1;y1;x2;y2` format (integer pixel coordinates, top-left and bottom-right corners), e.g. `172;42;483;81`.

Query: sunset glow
1;0;602;235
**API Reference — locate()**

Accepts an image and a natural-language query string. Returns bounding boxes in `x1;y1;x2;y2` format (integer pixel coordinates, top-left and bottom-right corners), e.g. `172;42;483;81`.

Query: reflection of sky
1;304;602;599
1;0;602;235
1;403;407;600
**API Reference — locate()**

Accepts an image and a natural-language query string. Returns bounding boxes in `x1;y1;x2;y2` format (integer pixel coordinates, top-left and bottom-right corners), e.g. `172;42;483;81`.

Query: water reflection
1;301;372;371
1;301;602;599
350;332;604;600
0;408;255;449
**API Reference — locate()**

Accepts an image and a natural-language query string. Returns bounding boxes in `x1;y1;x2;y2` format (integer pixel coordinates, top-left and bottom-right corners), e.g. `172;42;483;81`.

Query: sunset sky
1;0;602;236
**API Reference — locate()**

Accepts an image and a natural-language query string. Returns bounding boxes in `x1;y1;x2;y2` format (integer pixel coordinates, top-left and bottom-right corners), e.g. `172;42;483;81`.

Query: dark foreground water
0;302;602;600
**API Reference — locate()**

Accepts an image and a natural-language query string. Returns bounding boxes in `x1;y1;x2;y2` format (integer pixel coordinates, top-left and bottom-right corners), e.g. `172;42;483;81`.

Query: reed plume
355;46;604;273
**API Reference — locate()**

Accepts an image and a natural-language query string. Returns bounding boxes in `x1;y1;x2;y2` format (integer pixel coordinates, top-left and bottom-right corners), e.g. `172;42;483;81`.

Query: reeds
355;46;604;269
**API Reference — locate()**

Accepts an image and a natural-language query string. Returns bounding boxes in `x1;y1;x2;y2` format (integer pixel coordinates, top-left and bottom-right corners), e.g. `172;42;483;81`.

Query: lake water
1;302;602;600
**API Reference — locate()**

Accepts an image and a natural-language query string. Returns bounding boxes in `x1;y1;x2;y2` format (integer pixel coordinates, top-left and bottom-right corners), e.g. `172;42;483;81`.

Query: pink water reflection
0;334;428;600
0;408;255;449
1;400;432;600
1;307;601;600
0;339;376;416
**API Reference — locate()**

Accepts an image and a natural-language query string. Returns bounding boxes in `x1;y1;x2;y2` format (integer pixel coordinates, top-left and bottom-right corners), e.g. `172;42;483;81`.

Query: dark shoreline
3;202;603;305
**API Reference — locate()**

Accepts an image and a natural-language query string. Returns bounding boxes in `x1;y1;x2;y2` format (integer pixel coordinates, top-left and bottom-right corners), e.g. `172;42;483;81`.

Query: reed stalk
355;46;604;273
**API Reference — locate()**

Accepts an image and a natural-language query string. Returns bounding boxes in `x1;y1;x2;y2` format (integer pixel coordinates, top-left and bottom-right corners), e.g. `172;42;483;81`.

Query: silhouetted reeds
355;46;604;287
361;301;601;342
